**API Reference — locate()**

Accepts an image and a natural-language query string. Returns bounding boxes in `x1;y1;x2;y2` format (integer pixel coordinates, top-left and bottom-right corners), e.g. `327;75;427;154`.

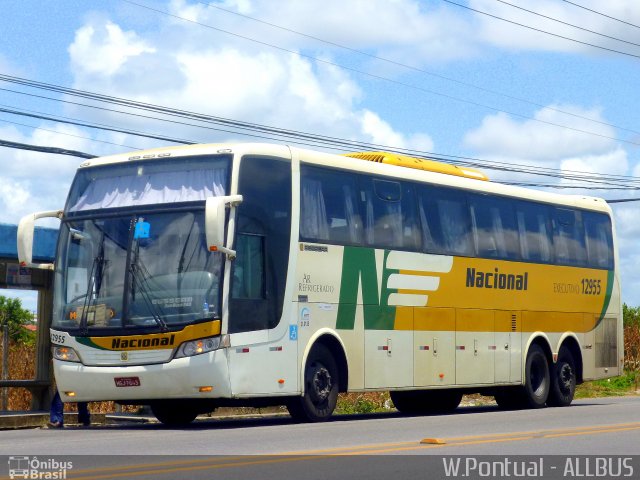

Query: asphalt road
1;396;639;479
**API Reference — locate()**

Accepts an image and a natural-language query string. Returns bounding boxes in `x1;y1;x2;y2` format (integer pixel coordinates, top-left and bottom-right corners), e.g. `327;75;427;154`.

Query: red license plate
114;376;141;387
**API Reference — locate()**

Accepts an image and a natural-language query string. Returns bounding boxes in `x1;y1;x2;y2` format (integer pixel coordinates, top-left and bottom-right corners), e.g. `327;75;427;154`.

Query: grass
575;370;639;399
335;392;392;415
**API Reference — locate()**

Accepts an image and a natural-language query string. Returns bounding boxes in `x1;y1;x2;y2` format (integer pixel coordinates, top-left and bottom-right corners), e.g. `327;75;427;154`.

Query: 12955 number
581;278;601;295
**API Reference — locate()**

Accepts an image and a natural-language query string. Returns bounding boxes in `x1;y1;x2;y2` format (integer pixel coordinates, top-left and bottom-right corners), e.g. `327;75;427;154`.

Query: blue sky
1;0;640;311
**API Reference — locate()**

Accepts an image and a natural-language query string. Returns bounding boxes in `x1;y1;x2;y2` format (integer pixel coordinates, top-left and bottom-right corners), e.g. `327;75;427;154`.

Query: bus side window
515;201;553;263
584;212;614;269
418;186;473;256
300;167;362;245
360;178;420;251
553;208;587;267
469;194;519;260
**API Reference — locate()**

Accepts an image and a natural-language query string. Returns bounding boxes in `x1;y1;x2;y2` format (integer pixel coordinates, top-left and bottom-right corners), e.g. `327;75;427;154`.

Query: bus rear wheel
522;344;550;408
547;348;576;407
151;401;199;426
391;390;462;415
287;344;339;422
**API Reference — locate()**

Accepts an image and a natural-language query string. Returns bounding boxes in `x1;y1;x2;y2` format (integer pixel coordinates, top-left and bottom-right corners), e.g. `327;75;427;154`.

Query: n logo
335;248;396;330
335;247;453;331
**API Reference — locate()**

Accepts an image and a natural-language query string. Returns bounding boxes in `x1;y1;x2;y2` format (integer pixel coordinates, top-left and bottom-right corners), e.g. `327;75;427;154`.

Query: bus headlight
175;335;226;358
52;345;81;363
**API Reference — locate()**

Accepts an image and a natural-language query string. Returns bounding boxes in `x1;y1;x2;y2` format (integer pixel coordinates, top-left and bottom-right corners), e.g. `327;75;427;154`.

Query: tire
430;390;463;413
547;348;576;407
390;391;422;414
287;344;339;422
391;390;462;415
522;344;550;409
151;401;199;426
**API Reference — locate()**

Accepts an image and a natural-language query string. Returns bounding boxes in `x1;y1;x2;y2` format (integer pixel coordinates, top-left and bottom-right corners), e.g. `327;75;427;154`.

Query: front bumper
53;348;231;402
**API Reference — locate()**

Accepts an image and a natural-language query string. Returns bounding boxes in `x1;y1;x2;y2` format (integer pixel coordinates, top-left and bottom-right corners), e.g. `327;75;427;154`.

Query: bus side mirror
205;195;243;259
17;210;63;270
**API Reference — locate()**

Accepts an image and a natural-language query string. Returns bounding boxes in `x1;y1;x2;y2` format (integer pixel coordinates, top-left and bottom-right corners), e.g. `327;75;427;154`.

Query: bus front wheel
547;348;576;407
287;344;339;422
522;344;550;408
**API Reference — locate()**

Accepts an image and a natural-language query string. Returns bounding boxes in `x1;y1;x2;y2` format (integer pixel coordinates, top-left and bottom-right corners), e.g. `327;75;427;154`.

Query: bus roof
76;142;612;216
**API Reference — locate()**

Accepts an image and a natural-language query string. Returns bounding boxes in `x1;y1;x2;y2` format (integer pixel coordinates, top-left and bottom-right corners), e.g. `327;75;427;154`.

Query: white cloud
462;104;631;190
64;9;431;152
360;110;434;151
560;148;628;178
464;105;616;162
69;21;155;77
168;0;480;65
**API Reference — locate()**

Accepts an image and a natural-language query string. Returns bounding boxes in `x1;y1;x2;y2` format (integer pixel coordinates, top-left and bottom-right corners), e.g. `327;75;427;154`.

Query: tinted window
300;166;362;244
232;234;265;299
360;178;420;250
553;208;587;267
469;194;520;260
418;186;473;256
515;201;554;263
584;211;614;269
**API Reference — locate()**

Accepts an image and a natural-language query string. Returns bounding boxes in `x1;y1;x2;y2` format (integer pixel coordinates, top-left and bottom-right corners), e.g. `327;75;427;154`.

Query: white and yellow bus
18;143;622;425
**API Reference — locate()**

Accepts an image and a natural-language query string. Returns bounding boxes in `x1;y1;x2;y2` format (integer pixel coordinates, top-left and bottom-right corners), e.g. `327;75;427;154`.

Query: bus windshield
53;155;230;333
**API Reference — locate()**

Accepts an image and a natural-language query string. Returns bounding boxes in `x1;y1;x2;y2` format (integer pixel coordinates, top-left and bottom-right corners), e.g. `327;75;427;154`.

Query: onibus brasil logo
8;456;72;479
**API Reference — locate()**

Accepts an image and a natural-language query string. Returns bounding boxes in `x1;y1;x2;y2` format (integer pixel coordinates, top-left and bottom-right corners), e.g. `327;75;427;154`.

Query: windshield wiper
128;242;168;332
79;232;107;336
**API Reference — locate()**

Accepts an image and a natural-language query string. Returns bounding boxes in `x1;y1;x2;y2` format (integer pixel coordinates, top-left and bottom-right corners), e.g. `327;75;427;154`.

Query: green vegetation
335;392;391;415
0;295;35;345
576;371;638;399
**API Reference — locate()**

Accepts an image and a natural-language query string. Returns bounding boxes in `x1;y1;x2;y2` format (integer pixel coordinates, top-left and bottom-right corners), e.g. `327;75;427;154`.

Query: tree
0;295;35;344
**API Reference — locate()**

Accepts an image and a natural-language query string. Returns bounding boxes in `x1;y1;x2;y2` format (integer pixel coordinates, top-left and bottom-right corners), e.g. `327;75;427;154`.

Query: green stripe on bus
595;269;615;328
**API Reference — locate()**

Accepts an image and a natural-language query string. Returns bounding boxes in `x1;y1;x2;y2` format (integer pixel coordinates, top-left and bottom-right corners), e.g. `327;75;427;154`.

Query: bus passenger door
227;154;295;395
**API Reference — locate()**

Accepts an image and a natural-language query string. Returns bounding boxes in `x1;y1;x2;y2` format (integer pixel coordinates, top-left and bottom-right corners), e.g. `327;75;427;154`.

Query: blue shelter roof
0;223;58;262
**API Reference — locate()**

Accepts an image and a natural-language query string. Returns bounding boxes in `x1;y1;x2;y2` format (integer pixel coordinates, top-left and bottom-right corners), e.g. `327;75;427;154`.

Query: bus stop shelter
0;223;57;411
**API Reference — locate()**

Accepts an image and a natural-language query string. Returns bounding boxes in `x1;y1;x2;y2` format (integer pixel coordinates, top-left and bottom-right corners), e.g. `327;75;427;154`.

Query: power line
441;0;640;59
2;77;640;189
0;138;95;159
0;105;194;146
4;133;640;193
0;87;341;148
0;112;140;151
117;1;640;148
197;0;640;137
2;106;639;191
561;1;640;30
607;198;640;203
494;0;640;48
